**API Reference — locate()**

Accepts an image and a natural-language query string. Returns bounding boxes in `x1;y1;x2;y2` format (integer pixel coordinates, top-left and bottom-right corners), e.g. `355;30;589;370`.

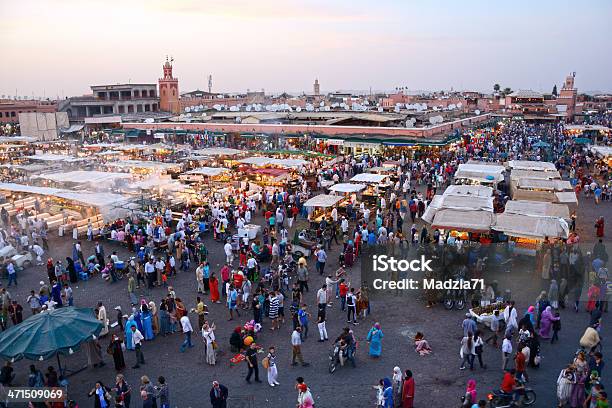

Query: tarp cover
431;209;494;232
504;200;570;219
303;194;344;208
422;193;494;224
516;178;572;191
33;171;131;184
186;167;230;177
510;169;561;181
349;173;388;183
443;185;494;198
192;147;243;156
454;163;505;183
494;213;569;239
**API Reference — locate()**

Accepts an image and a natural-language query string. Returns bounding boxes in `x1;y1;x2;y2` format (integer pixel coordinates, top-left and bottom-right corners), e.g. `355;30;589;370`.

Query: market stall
32;170;133;190
507;160;558;172
493;212;569;255
303;194;345;224
430;209;495;234
453;162;505;186
511;178;573;202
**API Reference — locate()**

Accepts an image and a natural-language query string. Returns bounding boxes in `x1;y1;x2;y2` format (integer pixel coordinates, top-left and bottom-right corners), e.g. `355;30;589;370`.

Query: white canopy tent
349;173;388;184
507;160;557;172
591;145;612;158
33;171;132;185
443;185;494;198
238;157;274;166
303;194;344;208
328;183;366;194
185;167;230;177
26;154;86;163
494;213;569;239
422;193;494;224
454;163;505;184
106;160;182;172
431;209;494;233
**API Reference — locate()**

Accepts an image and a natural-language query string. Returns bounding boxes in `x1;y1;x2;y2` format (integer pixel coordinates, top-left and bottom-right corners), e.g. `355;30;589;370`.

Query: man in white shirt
131;325;145;368
224;241;234;265
341;217;349;235
144;260;155;289
291;327;309;366
154;258;165;286
331;207;338;223
179;315;194;352
316;284;327;310
501;334;513;370
503;300;518;335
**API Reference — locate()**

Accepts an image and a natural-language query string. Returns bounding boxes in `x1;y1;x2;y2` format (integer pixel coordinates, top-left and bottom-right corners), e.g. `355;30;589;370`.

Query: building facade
0;100;56;124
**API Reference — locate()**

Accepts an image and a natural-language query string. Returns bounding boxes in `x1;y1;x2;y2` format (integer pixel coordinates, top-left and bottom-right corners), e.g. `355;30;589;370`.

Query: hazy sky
1;0;611;98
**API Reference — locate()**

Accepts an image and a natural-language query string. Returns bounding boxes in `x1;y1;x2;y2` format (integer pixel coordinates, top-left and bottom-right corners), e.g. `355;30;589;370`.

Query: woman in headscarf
518;306;535;333
158;299;171;336
401;369;415;408
382;378;394;408
66;257;77;284
148;301;159;335
209;272;221;304
297;383;314;408
549;279;560;309
367;322;384;358
107;334;126;372
586;283;600;313
391;367;403;408
124;315;137;350
542;247;552;280
538;306;559;339
462;379;477;407
140;301;154;340
535;291;550;328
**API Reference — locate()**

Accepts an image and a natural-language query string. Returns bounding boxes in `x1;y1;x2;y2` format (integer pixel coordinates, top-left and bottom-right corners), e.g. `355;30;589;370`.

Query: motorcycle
487;384;536;407
328;341;353;373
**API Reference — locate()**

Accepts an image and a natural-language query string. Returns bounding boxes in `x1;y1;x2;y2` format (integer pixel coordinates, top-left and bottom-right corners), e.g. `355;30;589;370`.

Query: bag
475;345;483;354
212;340;218;350
262;356;270;369
105;391;112;402
534;354;541;366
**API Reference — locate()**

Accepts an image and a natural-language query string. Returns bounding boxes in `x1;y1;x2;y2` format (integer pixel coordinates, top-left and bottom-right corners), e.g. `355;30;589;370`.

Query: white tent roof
0;136;37;143
26;154;85;163
444;185;494;198
454;163;505;183
431;209;494;232
303;194;344;208
494;213;569;239
422;193;494;224
350;173;388;183
0;183;130;209
272;158;309;168
238;157;274;166
555;192;579;205
185;167;230;177
504;200;570;219
192;147;243;156
507;160;557;172
0;183;62;196
516;178;572;191
106;160;182;171
33;171;132;184
328;183;366;193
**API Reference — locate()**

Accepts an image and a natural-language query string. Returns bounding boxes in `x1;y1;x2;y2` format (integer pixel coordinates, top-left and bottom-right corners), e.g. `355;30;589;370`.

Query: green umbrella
574;137;591;145
0;307;102;362
532;141;551;148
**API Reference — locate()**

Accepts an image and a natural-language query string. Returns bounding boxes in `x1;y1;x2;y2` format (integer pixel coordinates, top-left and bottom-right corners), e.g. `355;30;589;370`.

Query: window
163;89;166;96
172;89;175;96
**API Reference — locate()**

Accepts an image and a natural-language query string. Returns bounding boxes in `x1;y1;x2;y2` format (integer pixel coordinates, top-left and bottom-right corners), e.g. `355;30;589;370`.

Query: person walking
501;334;512;371
245;342;261;383
264;346;280;387
315;246;327;275
460;332;475;371
107;335;126;372
474;330;486;369
179;315;194;352
367;322;384;358
130;325;145;369
210;381;228;408
6;262;17;287
316;305;328;342
401;369;415;408
112;374;131;408
201;321;217;365
291;327;309;366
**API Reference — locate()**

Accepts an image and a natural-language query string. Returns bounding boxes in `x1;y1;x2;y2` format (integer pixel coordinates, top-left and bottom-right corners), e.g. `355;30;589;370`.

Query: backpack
261;357;270;369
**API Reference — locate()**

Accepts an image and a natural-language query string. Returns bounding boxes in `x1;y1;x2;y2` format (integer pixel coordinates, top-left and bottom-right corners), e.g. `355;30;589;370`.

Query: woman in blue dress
382;378;393;408
133;311;144;334
367;322;384;358
141;303;154;340
124;315;137;350
158;299;171;336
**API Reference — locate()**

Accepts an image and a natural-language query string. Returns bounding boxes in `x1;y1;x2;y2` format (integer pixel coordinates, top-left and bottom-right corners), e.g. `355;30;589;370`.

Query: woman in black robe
107;335;126;371
66;257;78;283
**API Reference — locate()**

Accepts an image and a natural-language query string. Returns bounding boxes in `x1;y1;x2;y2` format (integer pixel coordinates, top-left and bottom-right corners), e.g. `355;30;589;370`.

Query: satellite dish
296;106;302;112
320;101;325;107
246;105;252;112
378;107;383;112
324;106;331;111
145;118;154;123
394;105;401;113
457;102;462;108
185;107;191;112
475;110;481;115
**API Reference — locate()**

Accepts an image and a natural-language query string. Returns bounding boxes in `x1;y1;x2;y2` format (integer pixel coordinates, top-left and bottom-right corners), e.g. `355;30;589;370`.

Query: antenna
208;75;212;93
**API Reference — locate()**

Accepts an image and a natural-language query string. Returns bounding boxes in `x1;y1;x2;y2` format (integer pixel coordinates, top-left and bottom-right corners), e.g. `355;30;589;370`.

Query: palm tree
493;84;500;93
502;87;512;96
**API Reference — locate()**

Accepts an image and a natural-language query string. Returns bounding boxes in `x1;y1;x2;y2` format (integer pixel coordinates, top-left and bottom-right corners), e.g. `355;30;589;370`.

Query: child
161;272;168;288
551;311;561;344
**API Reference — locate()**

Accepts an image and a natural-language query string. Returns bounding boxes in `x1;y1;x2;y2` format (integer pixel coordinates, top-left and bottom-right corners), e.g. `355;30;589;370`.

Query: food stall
469;302;506;327
303;194;345;224
32;170;133;190
430;209;495;238
493;212;569;255
179;167;231;183
591;145;612;167
507;160;558;172
349;173;389;203
511;178;573;202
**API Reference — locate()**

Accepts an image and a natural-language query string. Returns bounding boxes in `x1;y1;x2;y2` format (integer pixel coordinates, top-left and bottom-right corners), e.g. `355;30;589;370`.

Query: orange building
0;100;56;124
159;57;180;114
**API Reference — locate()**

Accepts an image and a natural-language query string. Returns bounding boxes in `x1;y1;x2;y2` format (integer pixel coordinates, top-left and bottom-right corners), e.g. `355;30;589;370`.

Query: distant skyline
1;0;611;99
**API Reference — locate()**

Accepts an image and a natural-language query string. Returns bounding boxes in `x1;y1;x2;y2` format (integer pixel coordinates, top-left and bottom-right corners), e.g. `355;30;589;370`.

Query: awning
303;194;344;208
494;213;569;239
59;125;84;133
185;167;230;177
431;209;494;233
504;200;570;219
349;173;388;184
